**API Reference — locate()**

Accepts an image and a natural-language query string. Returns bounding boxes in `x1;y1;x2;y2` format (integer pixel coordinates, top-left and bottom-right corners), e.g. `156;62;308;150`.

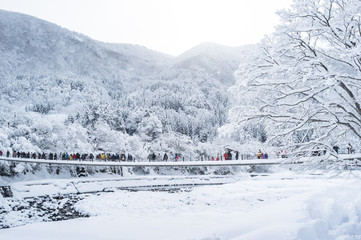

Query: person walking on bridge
347;143;355;154
257;150;262;159
163;153;168;162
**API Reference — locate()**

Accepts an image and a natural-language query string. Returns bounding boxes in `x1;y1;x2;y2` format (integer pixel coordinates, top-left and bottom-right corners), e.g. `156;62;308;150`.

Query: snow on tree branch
221;0;361;154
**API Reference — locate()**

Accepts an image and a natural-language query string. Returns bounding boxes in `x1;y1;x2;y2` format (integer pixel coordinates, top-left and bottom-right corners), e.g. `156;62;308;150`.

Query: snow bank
1;172;361;239
296;185;361;240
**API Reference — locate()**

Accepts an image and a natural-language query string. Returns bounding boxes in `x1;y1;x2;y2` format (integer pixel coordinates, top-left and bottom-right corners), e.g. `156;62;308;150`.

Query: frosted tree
225;0;361;155
137;113;163;142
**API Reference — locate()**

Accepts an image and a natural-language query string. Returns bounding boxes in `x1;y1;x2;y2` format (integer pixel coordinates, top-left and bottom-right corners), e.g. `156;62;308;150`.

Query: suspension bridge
1;154;361;198
1;154;360;167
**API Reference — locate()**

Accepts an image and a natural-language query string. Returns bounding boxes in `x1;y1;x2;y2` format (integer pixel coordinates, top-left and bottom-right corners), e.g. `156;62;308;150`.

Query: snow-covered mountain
0;9;249;158
0;10;170;79
170;42;245;86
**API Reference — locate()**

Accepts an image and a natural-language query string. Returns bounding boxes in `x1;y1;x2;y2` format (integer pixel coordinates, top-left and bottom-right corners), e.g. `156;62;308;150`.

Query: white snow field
1;169;361;240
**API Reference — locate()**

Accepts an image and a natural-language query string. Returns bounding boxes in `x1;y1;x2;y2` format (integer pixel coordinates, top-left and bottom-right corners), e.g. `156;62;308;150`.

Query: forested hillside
0;10;247;159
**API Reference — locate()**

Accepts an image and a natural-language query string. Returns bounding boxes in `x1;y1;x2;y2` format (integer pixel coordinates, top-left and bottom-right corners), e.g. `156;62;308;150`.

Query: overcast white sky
0;0;292;56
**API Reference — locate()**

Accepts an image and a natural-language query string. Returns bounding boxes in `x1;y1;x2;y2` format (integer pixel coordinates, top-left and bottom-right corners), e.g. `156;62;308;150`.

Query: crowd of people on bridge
0;143;358;164
0;149;258;163
0;150;135;162
147;151;250;162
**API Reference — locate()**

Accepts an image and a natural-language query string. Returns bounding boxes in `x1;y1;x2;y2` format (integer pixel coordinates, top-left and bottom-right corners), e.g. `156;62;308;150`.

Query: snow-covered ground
1;168;361;240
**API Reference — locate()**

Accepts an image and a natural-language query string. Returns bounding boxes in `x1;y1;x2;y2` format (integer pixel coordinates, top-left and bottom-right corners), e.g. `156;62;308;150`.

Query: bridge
1;154;360;167
1;154;361;198
0;156;305;167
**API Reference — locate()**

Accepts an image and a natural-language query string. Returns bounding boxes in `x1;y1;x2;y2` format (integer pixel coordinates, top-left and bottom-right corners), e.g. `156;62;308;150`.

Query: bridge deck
0;154;360;167
0;156;309;167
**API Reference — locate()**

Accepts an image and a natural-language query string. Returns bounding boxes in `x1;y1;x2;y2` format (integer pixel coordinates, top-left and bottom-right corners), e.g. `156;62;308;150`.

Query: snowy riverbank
1;168;361;239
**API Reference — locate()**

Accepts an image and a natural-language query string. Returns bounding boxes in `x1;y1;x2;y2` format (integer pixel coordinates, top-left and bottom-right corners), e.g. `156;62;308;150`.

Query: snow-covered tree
224;0;361;155
138;113;163;142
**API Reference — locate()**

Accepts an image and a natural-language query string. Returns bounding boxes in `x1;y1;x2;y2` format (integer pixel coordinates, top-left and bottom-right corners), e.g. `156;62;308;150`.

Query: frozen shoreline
1;170;361;240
